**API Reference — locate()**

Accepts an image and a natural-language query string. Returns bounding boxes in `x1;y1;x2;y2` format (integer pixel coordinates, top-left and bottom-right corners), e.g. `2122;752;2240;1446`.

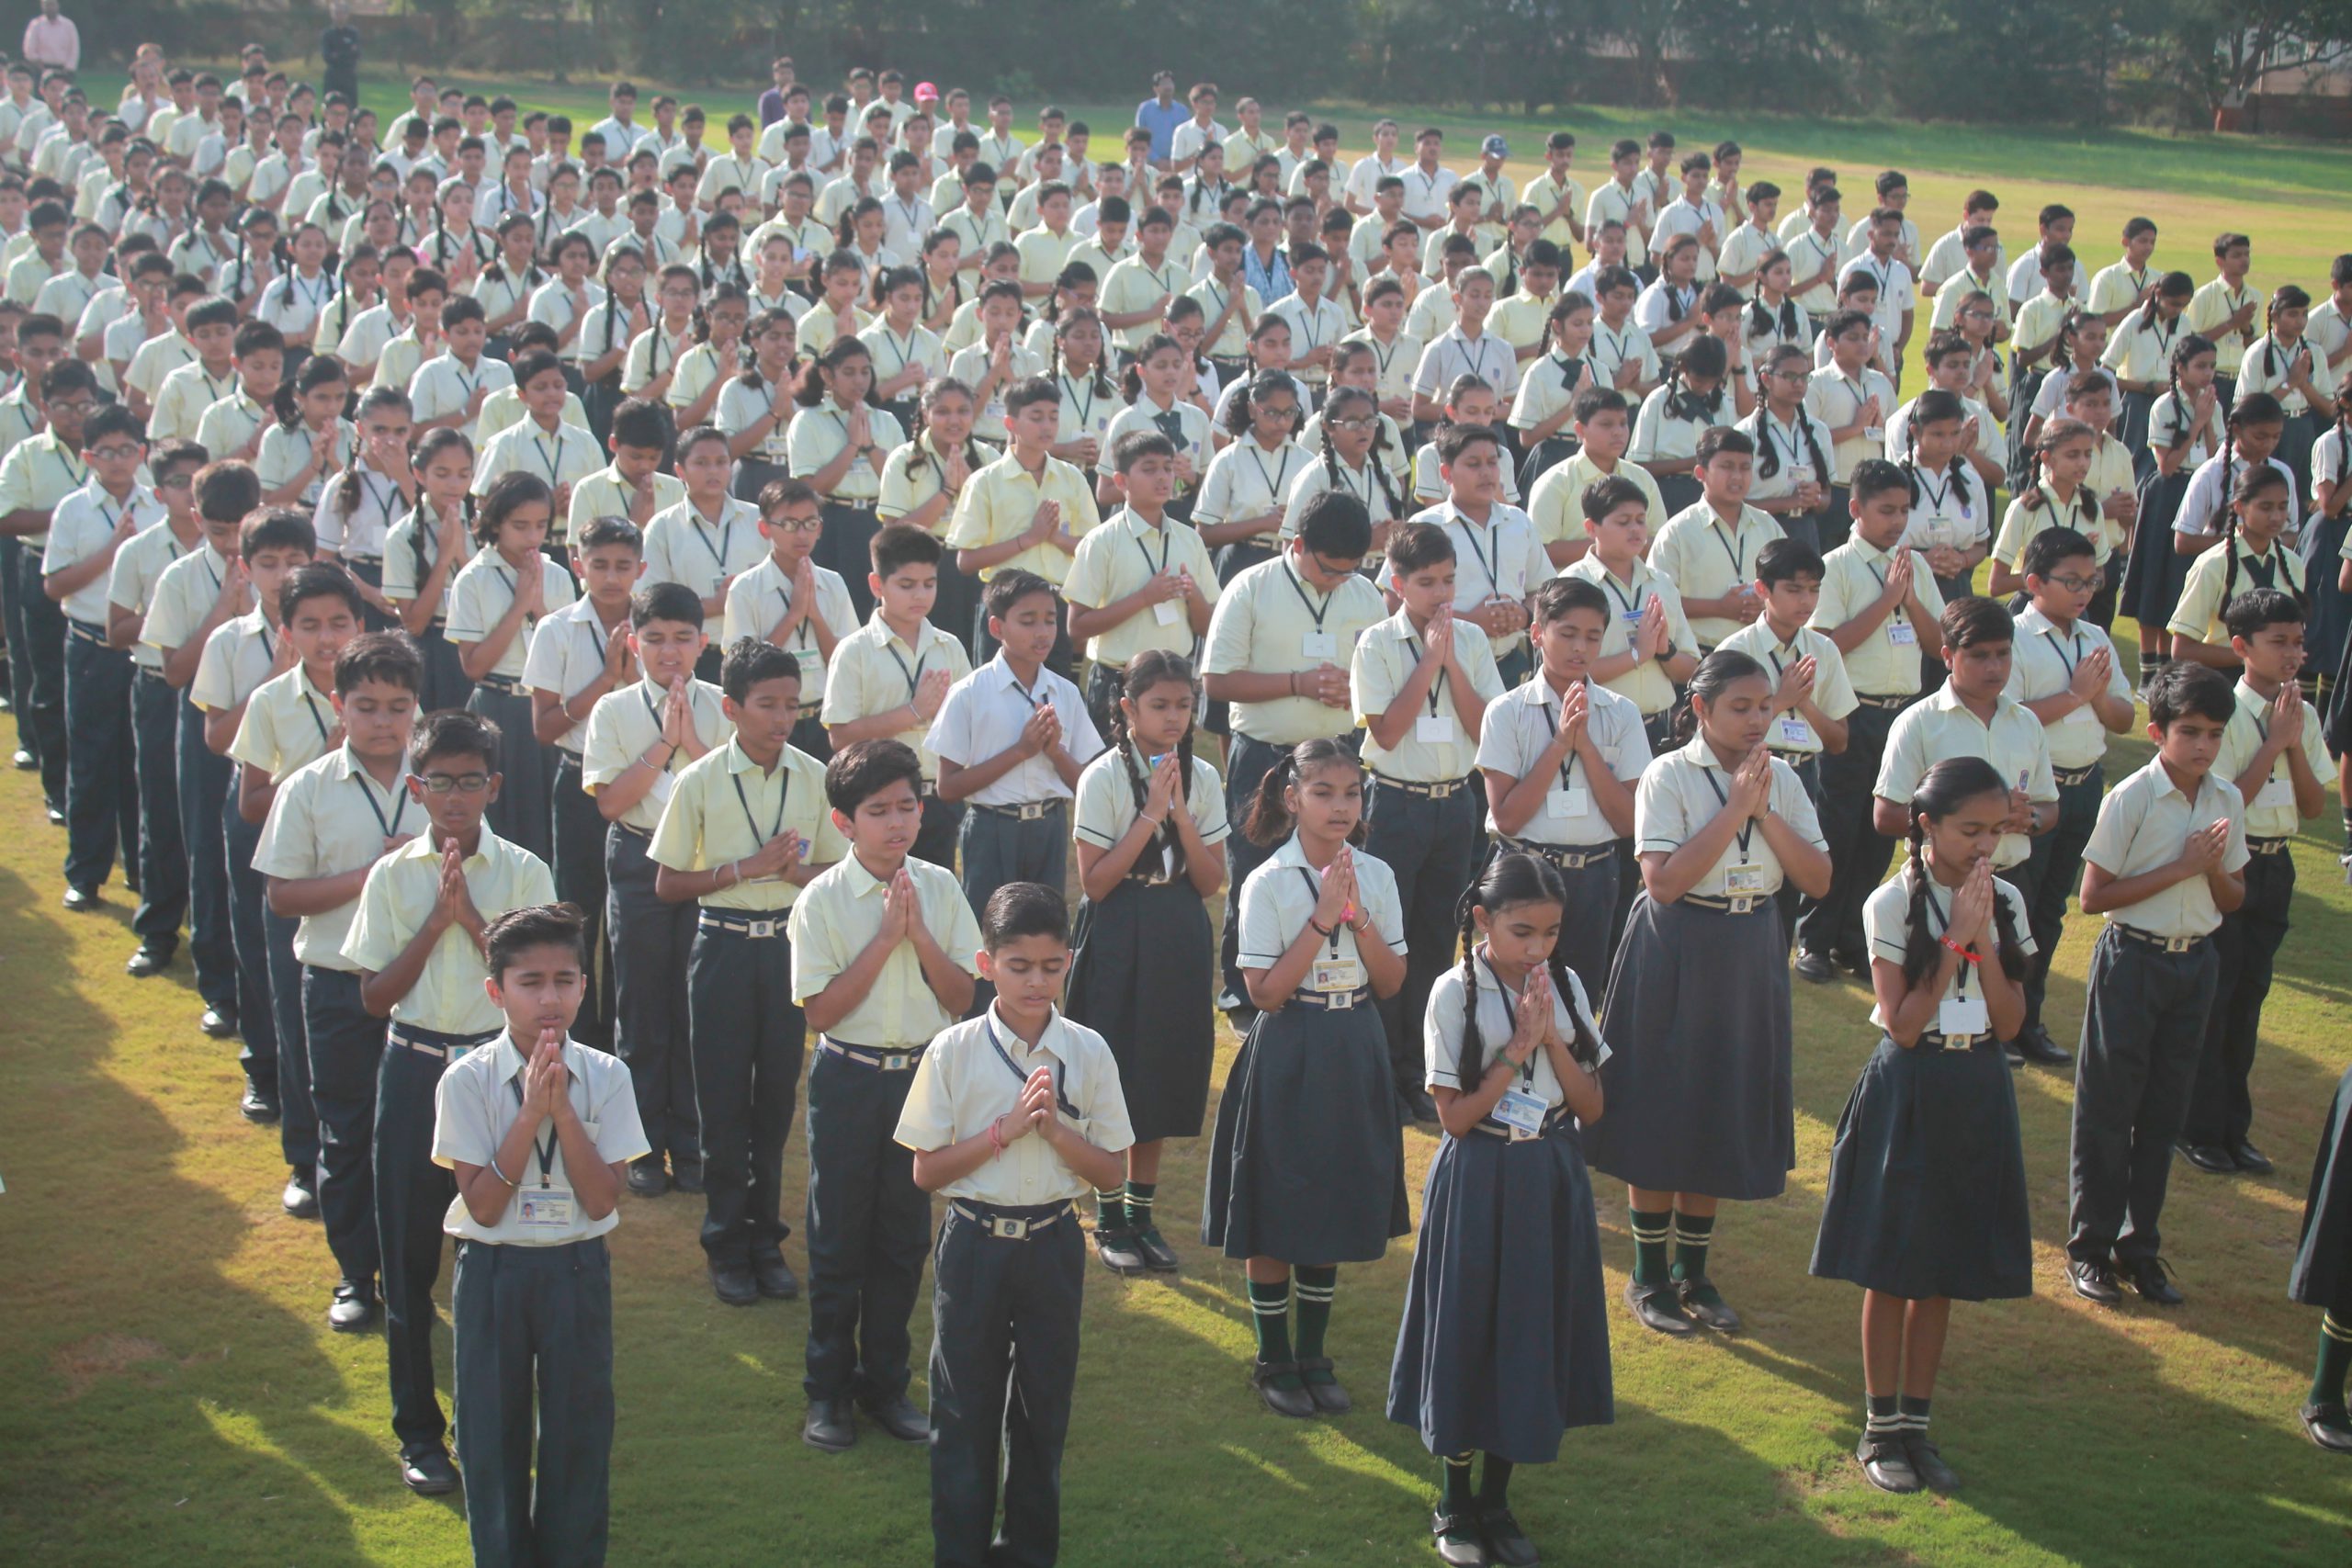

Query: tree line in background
22;0;2352;132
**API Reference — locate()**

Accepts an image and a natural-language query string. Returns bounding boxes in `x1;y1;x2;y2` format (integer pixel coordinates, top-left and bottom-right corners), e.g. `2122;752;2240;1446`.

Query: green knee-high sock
1441;1452;1476;1516
1293;1265;1338;1375
1124;1179;1158;1233
1478;1453;1516;1506
1670;1210;1715;1289
1629;1208;1673;1288
1249;1277;1299;1384
2312;1312;2352;1409
1095;1187;1125;1230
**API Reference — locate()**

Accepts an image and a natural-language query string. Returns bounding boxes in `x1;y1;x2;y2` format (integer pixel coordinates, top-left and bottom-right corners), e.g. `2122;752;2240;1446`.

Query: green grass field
7;69;2352;1565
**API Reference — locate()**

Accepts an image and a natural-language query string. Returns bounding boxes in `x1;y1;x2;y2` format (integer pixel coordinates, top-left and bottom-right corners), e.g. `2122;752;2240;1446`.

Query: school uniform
378;505;471;710
0;429;85;813
105;517;198;960
944;450;1101;668
447;547;578;864
1876;684;2058;874
1409;324;1521;410
1062;505;1220;725
898;1005;1133;1568
790;851;985;1406
2123;393;2226;629
2099;308;2189;456
1204;834;1412;1260
1183;275;1263;372
435;1030;649;1568
1583;180;1649;272
1557;555;1690;744
1584;738;1825;1200
472;416;603;501
1388;958;1614;1461
1200;553;1385;1004
708;367;794;501
1795;537;1944;966
2166;534;2306;653
1508;351;1591;483
1926;266;2008;335
786;397;908;621
344;824;556;1466
1810;873;2035;1302
566;463;685;553
1649;502;1785;653
2182;680;2324;1153
2068;761;2247;1269
407;352;517;446
2188;277;2259;400
650;737;845;1274
929;652;1102;919
310;463;407;629
820;613;974;868
44;480;163;898
2293;1060;2352;1323
2315;428;2352;683
720;555;857;755
253;745;412;1299
582;676;732;1179
138;540;244;1018
1805;366;1897;553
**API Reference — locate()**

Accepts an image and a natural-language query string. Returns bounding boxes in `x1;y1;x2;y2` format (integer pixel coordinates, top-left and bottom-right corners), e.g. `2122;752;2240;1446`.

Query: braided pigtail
2022;446;2049;513
1898;818;1940;990
2217;501;2241;619
1900;421;1922;505
2264;298;2281;379
1988;881;2028;983
1450;886;1487;1089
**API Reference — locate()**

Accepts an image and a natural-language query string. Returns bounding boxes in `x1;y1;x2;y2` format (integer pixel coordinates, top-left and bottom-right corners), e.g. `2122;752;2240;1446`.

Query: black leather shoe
2232;1139;2275;1176
2069;1258;2121;1305
1478;1506;1538;1567
1834;949;1870;978
125;946;172;977
709;1259;758;1306
625;1158;669;1198
1132;1224;1181;1273
2123;1255;2183;1306
1402;1087;1440;1124
400;1447;459;1495
241;1084;279;1122
860;1393;930;1443
45;802;64;826
199;1008;238;1038
752;1254;799;1300
328;1279;378;1333
1295;1357;1351;1414
1904;1432;1961;1493
802;1399;856;1452
1092;1224;1147;1275
1793;950;1837;984
670;1159;706;1194
2302;1402;2352;1453
11;747;34;770
282;1173;319;1218
2177;1141;2236;1175
2011;1025;2073;1066
1677;1275;1743;1334
1857;1433;1920;1493
1430;1508;1486;1566
61;885;100;911
1251;1359;1317;1418
1625;1279;1697;1335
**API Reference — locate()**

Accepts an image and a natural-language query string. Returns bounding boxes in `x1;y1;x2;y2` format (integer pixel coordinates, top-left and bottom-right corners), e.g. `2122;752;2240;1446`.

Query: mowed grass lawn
6;71;2352;1564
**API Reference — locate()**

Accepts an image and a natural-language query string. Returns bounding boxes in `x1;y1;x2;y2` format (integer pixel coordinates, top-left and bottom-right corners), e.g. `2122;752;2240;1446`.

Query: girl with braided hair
2235;284;2335;509
1738;342;1835;554
380;424;478;709
1630;331;1732;515
1987;417;2101;600
1507;291;1596;489
2168;460;2305;670
2121;333;2223;667
1388;852;1611;1568
1894;389;1989;608
2098;269;2193;458
1284;384;1406;573
1045;305;1116;477
1812;755;2033;1497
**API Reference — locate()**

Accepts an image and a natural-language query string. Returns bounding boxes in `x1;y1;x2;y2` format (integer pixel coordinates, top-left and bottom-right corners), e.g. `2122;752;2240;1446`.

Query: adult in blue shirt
1136;70;1188;170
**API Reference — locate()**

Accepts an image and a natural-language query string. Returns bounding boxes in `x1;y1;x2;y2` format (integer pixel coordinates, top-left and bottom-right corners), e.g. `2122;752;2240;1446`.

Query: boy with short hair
1062;429;1216;728
1525;385;1664;569
897;880;1134;1567
2068;660;2248;1310
2177;589;2329;1176
434;902;648;1560
945;375;1100;671
721;476;857;759
0;352;94;822
254;631;424;1333
192;319;285;462
651;637;846;1304
582;580;730;1197
790;739;984;1452
1412;422;1545;685
1649;425;1783;652
408;292;514;443
344;709;557;1495
2188;231;2257;405
821;523;973;868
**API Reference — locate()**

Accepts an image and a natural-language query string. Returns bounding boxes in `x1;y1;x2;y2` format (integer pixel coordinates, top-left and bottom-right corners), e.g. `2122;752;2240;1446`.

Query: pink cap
914;81;940;100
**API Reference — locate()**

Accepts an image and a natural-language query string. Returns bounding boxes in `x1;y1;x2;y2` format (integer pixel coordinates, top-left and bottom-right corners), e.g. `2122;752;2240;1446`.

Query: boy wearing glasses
344;709;556;1495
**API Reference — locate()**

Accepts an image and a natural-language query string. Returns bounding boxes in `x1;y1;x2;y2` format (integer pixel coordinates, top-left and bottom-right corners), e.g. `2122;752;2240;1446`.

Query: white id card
1863;423;1885;444
1311;957;1363;992
1301;629;1338;660
516;1188;576;1228
2255;775;2293;810
1494;1088;1549;1140
1938;993;1990;1038
1154;597;1183;625
1776;716;1813;747
1415;715;1457;745
1547;786;1591;819
1724;863;1768;895
1886;618;1917;648
1788;464;1815;491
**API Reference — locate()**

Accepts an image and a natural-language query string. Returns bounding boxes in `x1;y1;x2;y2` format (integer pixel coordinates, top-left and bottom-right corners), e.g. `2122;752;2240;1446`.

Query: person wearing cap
1463;136;1518;230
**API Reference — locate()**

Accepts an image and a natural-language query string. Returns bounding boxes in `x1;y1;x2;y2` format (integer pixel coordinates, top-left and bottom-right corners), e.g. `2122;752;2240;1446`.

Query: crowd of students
11;39;2352;1568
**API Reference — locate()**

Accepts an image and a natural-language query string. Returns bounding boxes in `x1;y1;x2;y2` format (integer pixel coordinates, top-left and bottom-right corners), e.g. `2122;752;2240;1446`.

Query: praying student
2168;459;2306;671
1583;651;1830;1337
790;739;983;1454
382;427;480;712
342;709;557;1496
820;523;973;868
433;904;648;1564
944;374;1101;669
720;477;859;758
898;880;1134;1568
650;637;846;1305
1411;423;1546;687
582;580;729;1199
0;354;97;827
1390;852;1611;1568
1648;425;1783;655
787;338;907;622
644;423;769;680
447;471;576;864
253;631;422;1335
1062;429;1217;731
563;398;683;555
1811;757;2034;1497
2066;661;2247;1312
1523;386;1663;570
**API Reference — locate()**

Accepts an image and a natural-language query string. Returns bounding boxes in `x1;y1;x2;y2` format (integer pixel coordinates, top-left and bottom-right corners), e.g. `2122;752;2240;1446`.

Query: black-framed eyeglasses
420;773;492;794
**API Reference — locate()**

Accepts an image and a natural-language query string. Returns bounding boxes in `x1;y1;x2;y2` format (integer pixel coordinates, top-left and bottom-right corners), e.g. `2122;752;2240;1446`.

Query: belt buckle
1727;894;1755;915
881;1051;910;1071
1323;989;1355;1010
989;1215;1030;1240
747;918;775;939
1017;802;1047;821
1508;1122;1536;1143
2165;934;2194;953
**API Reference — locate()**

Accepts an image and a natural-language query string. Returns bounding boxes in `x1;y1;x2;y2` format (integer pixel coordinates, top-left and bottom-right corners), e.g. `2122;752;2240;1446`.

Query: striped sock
2312;1312;2352;1409
1248;1278;1299;1386
1442;1452;1476;1516
1897;1393;1932;1433
1670;1210;1716;1292
1095;1188;1125;1231
1629;1208;1673;1288
1293;1265;1338;1376
1124;1179;1157;1233
1864;1393;1902;1438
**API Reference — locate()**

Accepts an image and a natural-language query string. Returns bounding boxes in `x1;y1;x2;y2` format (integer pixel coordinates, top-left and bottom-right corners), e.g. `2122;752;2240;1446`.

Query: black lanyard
1697;760;1756;861
1919;883;1970;998
1452;512;1502;599
1710;515;1748;579
983;1015;1080;1119
1243;442;1293;508
884;637;928;702
300;687;333;744
1600;568;1646;623
492;563;537;627
1131;518;1170;578
772;581;815;649
1280;558;1332;631
641;686;682;770
1402;628;1444;718
730;761;788;845
1539;686;1584;795
2042;627;2082;682
507;1071;560;1186
691;506;733;570
351;764;410;839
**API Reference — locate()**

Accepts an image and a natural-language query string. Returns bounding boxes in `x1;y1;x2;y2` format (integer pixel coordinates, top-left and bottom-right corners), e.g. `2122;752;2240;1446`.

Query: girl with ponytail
1811;755;2031;1497
2168;460;2304;669
1630;331;1731;514
2235;283;2334;510
256;351;353;509
320;386;416;628
1389;852;1611;1568
381;425;479;709
1288;384;1406;563
1988;417;2101;600
1508;291;1596;487
2099;269;2193;457
2123;333;2225;663
1065;650;1227;1278
1102;332;1214;515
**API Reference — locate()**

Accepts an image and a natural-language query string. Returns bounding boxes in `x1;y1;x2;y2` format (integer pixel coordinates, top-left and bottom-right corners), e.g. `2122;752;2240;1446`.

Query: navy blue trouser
377;1027;481;1457
130;670;187;956
2182;846;2294;1150
1365;776;1483;1097
303;965;386;1287
175;694;238;1016
803;1045;930;1404
605;824;699;1166
62;627;137;894
687;919;804;1266
16;546;65;807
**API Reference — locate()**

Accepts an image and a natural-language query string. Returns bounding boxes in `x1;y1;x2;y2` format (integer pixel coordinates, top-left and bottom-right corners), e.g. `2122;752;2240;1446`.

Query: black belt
475;672;523;694
613;821;651;840
2112;924;2210;954
136;666;170;684
973;798;1066;822
2247;835;2291;855
1289;986;1372;1010
65;617;109;647
818;1036;925;1071
1683;890;1774;915
1498;836;1607;870
1769;747;1817;765
2053;762;2099;787
823;495;876;512
1370;772;1474;799
698;908;793;937
1853;692;1911;710
949;1199;1075;1240
389;1021;501;1059
345;553;385;568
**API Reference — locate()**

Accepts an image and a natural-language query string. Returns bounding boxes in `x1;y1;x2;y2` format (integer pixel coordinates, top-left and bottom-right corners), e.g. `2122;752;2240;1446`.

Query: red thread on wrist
1940;935;1980;964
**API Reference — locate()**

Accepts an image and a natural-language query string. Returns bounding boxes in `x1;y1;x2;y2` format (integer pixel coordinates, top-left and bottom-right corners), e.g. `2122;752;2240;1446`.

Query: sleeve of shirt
1633;761;1690;855
786;883;845;1003
1422;970;1469;1090
1349;630;1398;728
1199;581;1253;676
1778;760;1828;848
444;565;490;642
1056;680;1105;762
1863;879;1908;966
1074;1042;1136;1156
251;774;317;880
429;1060;499;1170
1473;694;1529;777
1873;709;1926;803
579;696;632;790
2080;784;2136;876
227;693;280;772
923;678;981;768
1365;860;1408;953
589;1059;653;1165
1407;339;1447;400
2222;787;2252;872
2023;721;2059;803
644;765;703;872
339;857;401;971
189;631;237;712
1235;867;1288;969
891;1045;960;1152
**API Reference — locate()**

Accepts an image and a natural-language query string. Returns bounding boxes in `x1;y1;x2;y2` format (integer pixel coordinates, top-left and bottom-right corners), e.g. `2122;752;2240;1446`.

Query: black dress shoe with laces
709;1259;758;1306
328;1279;378;1333
803;1399;856;1452
1132;1224;1180;1273
2069;1258;2121;1305
860;1393;931;1442
752;1254;799;1300
1857;1433;1920;1493
241;1083;280;1122
125;946;172;977
2231;1139;2274;1175
2177;1140;2236;1175
1793;950;1837;984
2010;1025;2073;1066
400;1447;460;1495
282;1172;320;1218
1625;1278;1698;1335
2123;1255;2183;1306
1478;1505;1538;1566
62;885;100;912
670;1159;705;1194
1677;1275;1742;1334
1904;1431;1961;1493
1295;1357;1351;1414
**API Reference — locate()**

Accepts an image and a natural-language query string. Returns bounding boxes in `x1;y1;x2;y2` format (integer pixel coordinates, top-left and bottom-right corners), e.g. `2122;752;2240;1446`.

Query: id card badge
1863;423;1885;444
1311;956;1363;992
1154;597;1183;626
1938;993;1990;1038
1415;715;1457;746
1494;1088;1548;1141
1547;785;1591;819
1301;629;1338;660
2255;775;2293;810
1723;863;1768;896
1776;716;1813;747
516;1187;576;1228
1789;463;1815;491
1886;617;1917;648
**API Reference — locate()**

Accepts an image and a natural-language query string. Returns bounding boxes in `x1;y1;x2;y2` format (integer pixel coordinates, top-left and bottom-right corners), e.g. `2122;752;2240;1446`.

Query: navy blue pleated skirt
2125;468;2194;631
